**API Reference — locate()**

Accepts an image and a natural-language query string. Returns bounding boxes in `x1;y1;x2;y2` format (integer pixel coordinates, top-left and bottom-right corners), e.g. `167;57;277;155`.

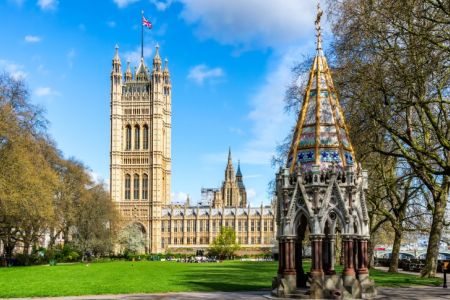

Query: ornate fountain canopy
286;4;355;173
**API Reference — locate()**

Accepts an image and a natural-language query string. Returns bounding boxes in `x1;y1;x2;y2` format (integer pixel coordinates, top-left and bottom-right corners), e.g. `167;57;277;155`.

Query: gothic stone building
110;45;275;254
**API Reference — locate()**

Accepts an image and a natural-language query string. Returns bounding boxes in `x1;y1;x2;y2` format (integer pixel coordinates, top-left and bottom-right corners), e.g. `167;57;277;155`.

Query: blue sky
0;0;325;205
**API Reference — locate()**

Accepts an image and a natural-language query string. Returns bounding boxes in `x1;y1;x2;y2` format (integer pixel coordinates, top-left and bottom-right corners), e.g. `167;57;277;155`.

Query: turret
235;160;247;207
225;147;235;182
111;44;122;91
153;43;162;72
163;58;170;83
125;61;132;82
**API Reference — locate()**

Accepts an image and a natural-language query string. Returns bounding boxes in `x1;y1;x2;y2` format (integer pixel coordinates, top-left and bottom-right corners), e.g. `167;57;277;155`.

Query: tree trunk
388;228;402;272
421;186;448;277
22;240;30;255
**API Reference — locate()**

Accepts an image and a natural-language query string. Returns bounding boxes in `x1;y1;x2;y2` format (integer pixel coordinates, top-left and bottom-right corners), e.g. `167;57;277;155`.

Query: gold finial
315;1;323;52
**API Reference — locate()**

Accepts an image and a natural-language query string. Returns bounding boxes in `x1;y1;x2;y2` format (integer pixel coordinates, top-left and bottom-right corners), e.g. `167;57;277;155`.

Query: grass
0;261;443;298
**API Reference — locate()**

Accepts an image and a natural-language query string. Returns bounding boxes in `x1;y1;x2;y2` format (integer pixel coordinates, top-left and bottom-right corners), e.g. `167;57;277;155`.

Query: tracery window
142;174;148;200
134;125;140;149
143;125;149;149
133;174;139;200
125;125;132;150
125;174;131;200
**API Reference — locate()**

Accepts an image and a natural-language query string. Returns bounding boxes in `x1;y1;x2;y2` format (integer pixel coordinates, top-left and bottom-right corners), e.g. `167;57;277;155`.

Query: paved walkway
374;266;445;279
5;287;450;300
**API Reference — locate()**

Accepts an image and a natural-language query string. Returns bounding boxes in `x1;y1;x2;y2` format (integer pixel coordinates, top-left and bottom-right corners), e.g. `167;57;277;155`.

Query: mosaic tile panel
344;151;354;165
339;127;350;148
304;96;317;125
320;97;334;124
297;150;315;163
320;149;341;163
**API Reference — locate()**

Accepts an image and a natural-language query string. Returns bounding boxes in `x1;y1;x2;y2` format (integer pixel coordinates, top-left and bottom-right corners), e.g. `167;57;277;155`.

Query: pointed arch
142;173;148;200
125;125;132;150
134;125;140;149
143;124;149;149
133;174;140;200
125;174;131;200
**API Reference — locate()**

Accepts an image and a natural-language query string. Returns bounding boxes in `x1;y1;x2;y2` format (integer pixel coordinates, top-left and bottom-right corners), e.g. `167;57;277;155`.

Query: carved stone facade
160;150;275;252
110;46;275;253
272;5;376;299
110;44;171;254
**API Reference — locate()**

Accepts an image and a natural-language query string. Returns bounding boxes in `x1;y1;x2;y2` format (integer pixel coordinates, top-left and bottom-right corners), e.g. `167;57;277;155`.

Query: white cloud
67;49;76;68
24;35;41;43
247;188;256;199
113;0;139;8
151;0;172;11
178;0;317;50
171;191;189;203
123;46;153;65
107;21;116;28
201;45;312;166
187;64;224;84
34;86;60;97
37;0;58;11
241;46;309;164
0;59;27;80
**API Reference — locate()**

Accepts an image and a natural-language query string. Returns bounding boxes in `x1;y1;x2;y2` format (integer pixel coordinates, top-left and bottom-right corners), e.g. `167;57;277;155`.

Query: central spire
315;2;324;54
286;2;356;173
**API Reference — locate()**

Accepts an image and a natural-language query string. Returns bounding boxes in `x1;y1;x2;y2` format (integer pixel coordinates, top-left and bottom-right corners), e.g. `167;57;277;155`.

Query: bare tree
328;0;450;277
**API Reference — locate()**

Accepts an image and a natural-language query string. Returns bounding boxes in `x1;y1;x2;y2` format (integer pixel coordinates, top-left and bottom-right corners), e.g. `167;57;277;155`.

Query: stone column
343;236;355;276
283;237;296;276
329;235;336;274
357;238;369;275
310;235;324;277
282;236;297;294
323;235;336;275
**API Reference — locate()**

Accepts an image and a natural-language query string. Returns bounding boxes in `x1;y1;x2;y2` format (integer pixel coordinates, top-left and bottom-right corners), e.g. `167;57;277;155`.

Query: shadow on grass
172;262;276;292
369;269;442;287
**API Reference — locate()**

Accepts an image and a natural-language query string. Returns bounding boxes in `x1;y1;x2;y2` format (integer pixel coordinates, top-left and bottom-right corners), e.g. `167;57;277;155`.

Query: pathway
374;266;445;279
6;287;450;300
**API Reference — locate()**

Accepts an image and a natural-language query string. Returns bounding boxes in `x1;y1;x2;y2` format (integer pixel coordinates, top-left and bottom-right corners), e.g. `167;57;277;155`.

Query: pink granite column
357;239;369;274
343;236;355;276
311;235;324;277
284;238;296;275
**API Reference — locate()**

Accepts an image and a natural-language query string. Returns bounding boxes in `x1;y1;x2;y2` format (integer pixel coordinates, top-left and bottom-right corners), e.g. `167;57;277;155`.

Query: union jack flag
142;16;152;29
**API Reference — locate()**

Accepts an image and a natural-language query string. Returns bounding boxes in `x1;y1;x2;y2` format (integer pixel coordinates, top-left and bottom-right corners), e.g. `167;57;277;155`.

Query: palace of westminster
110;45;275;254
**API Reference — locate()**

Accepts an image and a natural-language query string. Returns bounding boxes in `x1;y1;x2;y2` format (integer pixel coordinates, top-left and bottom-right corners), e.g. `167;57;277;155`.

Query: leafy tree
208;227;240;260
72;184;118;260
0;71;119;264
118;223;147;255
50;158;92;247
328;0;450;277
0;73;56;261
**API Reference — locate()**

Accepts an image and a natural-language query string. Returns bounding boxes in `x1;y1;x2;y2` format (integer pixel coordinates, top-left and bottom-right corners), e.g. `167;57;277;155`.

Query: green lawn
0;261;443;298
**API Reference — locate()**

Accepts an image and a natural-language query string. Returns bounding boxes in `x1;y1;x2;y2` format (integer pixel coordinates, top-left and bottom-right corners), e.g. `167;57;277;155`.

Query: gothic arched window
134;125;140;150
125;125;132;150
142;174;148;200
143;125;149;150
125;174;131;200
134;174;139;200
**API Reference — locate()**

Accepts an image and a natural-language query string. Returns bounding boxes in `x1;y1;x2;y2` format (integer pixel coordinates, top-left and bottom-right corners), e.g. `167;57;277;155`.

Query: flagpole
141;10;144;59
